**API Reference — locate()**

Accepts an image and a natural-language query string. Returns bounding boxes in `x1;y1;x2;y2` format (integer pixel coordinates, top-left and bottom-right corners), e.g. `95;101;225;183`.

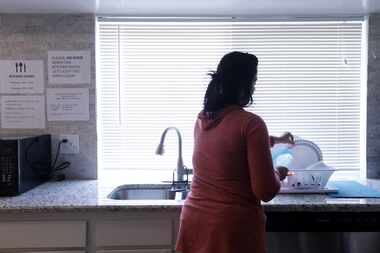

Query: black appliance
0;134;52;196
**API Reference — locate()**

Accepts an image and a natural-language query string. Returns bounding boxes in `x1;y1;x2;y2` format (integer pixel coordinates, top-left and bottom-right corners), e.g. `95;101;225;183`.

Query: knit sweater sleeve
245;116;281;202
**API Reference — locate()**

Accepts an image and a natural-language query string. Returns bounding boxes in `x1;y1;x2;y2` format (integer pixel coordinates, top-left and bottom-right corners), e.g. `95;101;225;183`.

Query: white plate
305;161;330;170
288;138;323;170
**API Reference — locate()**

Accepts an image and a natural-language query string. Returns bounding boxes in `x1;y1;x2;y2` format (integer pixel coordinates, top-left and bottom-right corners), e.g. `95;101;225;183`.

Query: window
96;18;364;180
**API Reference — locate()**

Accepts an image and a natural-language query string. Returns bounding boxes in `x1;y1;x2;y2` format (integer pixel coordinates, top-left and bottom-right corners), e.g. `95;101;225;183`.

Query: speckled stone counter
1;179;380;213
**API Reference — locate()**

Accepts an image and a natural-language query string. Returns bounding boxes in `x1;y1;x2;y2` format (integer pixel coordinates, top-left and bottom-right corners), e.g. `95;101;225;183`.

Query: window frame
95;16;367;182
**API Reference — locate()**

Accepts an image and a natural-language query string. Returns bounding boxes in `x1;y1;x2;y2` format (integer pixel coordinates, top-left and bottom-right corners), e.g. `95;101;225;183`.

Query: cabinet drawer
96;219;172;247
0;221;86;248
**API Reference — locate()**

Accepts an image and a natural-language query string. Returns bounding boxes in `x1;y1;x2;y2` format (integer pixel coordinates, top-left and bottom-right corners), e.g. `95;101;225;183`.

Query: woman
176;51;294;253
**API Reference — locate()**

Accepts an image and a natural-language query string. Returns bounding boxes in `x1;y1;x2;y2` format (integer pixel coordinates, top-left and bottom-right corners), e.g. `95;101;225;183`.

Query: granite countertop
0;179;380;213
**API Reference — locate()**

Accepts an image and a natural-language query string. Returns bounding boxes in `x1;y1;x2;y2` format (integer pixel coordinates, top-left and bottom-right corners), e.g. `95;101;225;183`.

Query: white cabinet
28;251;85;253
97;250;171;253
96;219;173;253
0;211;180;253
0;221;86;250
96;219;172;248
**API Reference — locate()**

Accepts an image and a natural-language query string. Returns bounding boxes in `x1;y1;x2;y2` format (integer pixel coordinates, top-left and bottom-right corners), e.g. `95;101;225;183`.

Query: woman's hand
273;132;295;145
275;166;289;181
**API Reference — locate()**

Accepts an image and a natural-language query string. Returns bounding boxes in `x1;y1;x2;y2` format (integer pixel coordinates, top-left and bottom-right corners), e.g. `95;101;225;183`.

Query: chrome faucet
155;127;186;182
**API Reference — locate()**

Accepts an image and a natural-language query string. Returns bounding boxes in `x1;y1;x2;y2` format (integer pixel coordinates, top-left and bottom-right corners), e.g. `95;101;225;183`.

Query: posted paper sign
48;50;91;84
47;88;89;121
1;95;46;129
0;60;44;94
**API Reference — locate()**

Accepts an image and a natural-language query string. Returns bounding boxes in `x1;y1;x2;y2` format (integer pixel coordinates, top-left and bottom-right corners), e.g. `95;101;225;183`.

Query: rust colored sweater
176;105;281;253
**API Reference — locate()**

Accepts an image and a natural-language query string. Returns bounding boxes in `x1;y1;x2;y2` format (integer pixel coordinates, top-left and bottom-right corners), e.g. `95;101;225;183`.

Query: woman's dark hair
203;51;258;115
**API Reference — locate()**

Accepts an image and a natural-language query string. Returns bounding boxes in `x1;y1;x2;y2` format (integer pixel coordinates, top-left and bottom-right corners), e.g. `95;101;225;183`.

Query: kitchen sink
107;184;189;200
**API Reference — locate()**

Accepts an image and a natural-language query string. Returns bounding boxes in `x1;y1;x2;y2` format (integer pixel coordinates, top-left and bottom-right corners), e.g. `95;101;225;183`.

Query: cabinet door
28;251;85;253
96;220;172;247
97;250;171;253
0;221;86;248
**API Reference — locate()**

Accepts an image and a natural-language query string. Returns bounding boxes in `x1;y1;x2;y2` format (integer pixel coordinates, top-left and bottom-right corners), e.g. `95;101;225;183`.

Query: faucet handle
171;166;191;188
184;168;193;174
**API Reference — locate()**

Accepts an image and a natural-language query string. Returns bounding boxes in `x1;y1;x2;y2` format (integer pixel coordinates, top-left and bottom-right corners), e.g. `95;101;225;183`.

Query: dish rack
272;137;336;191
283;167;335;189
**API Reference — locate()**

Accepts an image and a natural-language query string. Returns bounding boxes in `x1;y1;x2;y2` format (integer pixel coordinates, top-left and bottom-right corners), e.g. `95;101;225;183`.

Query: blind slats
97;20;363;173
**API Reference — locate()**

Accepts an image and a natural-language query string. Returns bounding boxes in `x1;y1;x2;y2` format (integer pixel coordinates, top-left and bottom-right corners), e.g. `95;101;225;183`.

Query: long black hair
203;51;258;116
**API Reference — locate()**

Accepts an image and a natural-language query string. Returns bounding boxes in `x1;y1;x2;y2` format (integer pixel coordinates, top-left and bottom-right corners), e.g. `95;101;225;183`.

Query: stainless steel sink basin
107;184;189;200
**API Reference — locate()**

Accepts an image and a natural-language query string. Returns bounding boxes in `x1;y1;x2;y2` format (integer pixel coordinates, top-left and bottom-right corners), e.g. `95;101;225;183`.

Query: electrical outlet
59;134;80;154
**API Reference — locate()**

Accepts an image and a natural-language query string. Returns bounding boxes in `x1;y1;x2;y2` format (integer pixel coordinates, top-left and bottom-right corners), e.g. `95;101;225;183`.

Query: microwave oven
0;134;52;196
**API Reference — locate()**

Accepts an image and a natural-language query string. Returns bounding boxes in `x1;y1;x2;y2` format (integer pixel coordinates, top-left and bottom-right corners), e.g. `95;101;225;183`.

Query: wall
367;14;380;178
0;14;97;179
0;13;378;180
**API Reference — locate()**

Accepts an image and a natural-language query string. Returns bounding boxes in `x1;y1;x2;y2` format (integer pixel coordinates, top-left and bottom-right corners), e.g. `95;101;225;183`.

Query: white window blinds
97;19;364;174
